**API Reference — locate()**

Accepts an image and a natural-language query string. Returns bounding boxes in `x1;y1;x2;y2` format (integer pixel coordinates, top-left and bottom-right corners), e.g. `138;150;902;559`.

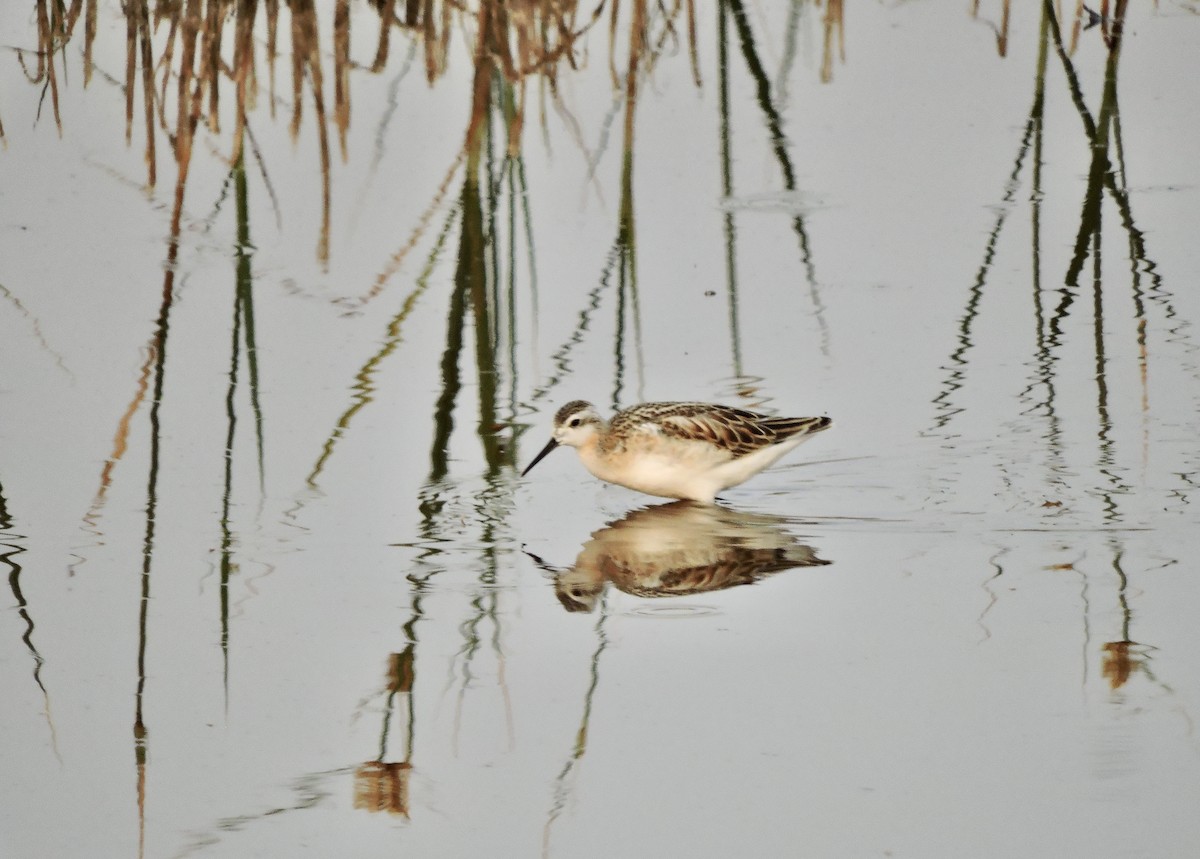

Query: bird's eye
569;417;581;427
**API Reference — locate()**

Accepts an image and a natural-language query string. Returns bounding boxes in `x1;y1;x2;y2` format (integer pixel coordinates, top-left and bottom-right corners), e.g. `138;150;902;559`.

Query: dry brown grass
11;2;787;274
17;1;1109;203
16;1;699;261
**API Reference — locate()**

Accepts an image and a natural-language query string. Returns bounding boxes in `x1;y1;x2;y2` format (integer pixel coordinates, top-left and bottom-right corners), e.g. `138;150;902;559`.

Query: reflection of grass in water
302;59;546;491
723;0;829;359
70;341;155;579
131;213;179;859
930;1;1200;520
0;281;73;380
0;481;60;761
929;79;1040;432
217;151;267;700
542;597;609;859
306;0;702;490
305;204;459;489
353;648;417;818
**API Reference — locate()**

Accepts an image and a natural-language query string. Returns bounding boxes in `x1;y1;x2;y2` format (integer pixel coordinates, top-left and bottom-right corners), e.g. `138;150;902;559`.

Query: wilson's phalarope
521;400;831;503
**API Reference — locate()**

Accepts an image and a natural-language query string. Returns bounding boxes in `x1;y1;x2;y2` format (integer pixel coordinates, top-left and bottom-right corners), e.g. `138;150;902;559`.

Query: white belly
578;434;810;503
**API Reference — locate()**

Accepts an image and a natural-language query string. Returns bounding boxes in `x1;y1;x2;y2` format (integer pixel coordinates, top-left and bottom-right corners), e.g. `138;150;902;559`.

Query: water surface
2;2;1199;857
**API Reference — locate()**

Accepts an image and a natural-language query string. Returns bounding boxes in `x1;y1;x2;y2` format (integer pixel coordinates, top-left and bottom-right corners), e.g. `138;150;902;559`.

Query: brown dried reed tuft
19;1;698;261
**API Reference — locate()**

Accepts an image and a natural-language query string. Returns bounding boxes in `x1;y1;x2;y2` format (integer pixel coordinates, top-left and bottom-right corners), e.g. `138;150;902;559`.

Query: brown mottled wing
618;402;830;459
612;546;830;597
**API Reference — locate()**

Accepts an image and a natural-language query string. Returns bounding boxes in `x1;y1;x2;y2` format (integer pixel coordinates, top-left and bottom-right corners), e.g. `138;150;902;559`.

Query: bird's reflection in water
545;501;831;612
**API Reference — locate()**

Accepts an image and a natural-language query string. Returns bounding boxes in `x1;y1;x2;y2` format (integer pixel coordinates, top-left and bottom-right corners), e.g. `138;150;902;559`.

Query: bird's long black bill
521;438;560;476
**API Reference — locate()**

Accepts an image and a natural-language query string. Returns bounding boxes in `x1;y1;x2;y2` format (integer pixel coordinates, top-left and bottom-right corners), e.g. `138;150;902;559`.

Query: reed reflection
217;152;268;696
543;596;609;858
540;501;829;613
354;648;416;818
301;2;703;493
0;480;58;758
1098;540;1155;694
132;259;172;859
929;0;1197;522
719;0;830;362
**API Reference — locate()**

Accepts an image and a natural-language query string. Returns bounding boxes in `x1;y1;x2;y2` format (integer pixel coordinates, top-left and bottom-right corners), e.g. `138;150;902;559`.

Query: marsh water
3;2;1200;857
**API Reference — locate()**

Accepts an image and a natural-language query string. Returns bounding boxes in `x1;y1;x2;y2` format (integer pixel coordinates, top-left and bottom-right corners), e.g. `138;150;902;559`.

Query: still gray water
2;2;1199;857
